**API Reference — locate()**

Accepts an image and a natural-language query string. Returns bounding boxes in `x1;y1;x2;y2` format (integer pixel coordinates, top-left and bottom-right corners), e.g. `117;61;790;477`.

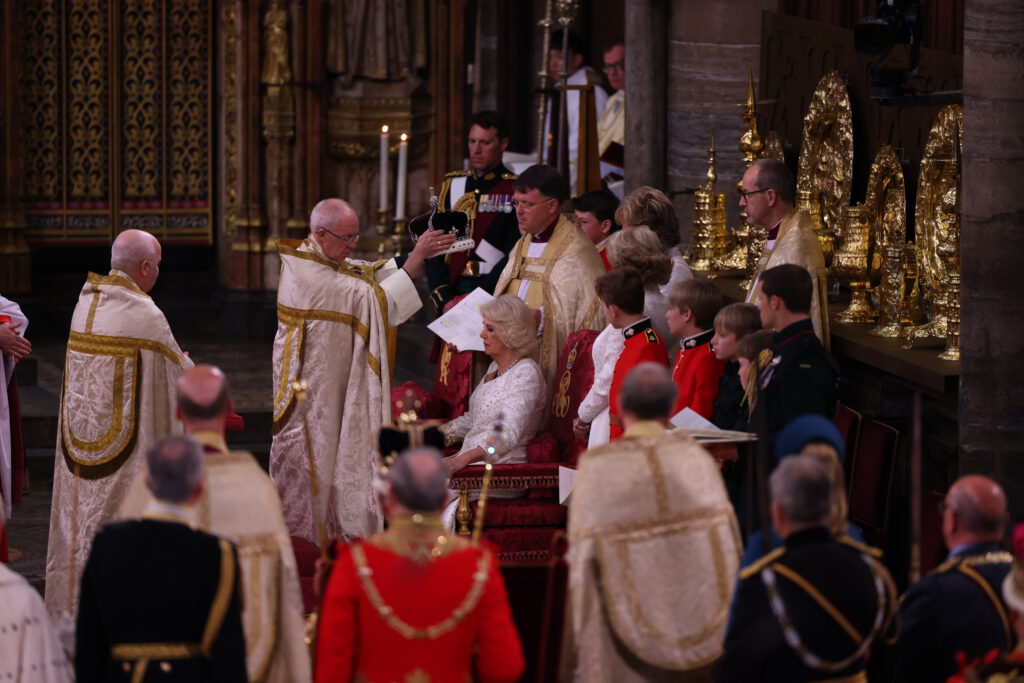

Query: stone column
624;0;666;193
959;0;1024;518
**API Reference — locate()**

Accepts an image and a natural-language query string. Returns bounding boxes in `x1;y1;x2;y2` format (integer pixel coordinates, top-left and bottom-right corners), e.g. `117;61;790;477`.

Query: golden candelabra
688;132;730;272
832;203;878;323
712;71;762;276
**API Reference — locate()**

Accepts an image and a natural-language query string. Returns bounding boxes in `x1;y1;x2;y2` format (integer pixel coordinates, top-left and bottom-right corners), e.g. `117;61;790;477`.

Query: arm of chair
449;462;562;491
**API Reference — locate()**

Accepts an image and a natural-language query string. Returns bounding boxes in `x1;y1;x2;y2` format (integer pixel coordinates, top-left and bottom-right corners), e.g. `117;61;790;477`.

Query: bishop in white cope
270;198;453;543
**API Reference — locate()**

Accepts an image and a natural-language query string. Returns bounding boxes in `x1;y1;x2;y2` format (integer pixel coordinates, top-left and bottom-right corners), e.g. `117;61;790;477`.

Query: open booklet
669;407;757;444
426;287;494;352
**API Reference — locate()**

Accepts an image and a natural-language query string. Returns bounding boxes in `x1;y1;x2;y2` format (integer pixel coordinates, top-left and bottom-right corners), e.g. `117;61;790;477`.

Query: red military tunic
671;329;726;419
608;318;669;441
597;241;613;271
314;513;525;683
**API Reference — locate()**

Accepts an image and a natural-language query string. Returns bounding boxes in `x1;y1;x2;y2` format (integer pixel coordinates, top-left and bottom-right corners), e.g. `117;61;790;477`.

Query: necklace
491;357;521;380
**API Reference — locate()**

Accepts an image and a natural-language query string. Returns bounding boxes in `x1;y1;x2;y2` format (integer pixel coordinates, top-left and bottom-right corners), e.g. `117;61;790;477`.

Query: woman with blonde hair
440;295;546;525
606;225;677;349
615;186;693;299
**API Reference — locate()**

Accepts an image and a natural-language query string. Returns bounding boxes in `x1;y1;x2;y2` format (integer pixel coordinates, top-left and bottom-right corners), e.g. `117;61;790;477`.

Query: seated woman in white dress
440;295;547;527
615;186;693;302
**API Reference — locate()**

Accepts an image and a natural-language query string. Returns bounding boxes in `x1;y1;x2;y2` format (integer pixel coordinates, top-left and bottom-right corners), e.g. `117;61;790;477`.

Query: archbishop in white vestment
46;230;193;619
566;364;741;682
270;198;452;543
0;294;29;519
121;430;310;683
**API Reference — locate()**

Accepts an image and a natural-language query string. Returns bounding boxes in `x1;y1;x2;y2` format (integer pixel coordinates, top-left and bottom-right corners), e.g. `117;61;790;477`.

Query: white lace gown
441;358;547;528
577;324;624;449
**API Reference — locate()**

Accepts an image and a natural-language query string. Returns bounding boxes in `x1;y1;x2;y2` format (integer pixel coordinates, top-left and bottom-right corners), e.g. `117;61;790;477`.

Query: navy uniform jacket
75;517;248;683
716;527;897;682
426;162;521;314
895;541;1013;682
761;318;839;449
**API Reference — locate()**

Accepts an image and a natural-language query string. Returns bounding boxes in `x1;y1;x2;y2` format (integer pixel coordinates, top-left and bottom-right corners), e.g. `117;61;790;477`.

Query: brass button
160;662;172;673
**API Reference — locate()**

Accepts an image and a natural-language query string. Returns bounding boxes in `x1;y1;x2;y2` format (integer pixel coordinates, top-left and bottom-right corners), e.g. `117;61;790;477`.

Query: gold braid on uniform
760;549;890;672
930;551;1015;650
351;543;490;640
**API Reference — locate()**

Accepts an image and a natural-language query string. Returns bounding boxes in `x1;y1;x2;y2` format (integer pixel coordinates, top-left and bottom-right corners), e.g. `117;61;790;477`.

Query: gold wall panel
18;0;212;244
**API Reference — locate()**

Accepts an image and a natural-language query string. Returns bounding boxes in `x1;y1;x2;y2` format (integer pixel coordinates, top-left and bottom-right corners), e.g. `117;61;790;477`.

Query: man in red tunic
665;278;727;419
597;268;669;440
314;447;525;683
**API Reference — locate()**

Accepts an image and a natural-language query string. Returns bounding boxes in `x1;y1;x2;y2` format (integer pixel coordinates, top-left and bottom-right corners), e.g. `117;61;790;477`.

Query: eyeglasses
739;188;770;200
511;197;556;212
602;60;624;72
318;227;360;244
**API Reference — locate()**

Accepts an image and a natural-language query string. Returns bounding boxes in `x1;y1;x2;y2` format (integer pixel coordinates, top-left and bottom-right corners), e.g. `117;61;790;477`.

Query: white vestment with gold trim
45;270;193;619
120;431;311;683
566;421;741;682
270;238;420;544
0;294;28;519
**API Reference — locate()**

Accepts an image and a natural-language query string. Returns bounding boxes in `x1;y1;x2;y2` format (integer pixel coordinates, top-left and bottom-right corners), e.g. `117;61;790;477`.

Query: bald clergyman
46;229;194;619
271;199;454;543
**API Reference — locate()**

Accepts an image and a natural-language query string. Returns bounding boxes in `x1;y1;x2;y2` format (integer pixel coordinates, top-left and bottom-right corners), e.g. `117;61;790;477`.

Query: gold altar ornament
713;71;761;279
832;203;879;323
688;132;730;272
865;145;908;337
901;105;963;350
797;71;853;269
762;131;785;163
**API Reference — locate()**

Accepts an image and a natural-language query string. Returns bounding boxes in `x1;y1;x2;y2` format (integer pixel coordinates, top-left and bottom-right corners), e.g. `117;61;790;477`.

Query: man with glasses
741;159;829;348
270;198;454;544
597;42;625;196
493;164;606;402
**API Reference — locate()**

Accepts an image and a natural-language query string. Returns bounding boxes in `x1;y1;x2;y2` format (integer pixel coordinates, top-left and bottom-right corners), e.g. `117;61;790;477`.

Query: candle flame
400;133;408;142
381;125;389;133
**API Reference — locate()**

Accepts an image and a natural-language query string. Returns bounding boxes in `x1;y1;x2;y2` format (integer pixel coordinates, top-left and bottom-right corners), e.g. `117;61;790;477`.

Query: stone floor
5;315;439;596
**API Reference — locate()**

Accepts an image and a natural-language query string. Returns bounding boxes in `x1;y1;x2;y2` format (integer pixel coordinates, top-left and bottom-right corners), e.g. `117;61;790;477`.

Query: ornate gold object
535;0;556;162
898;243;921;326
261;0;291;85
936;141;961;361
832;204;878;323
688;132;730;272
796;71;853;269
712;71;761;276
863;145;908;337
762;131;785;163
901;105;963;349
796;188;834;265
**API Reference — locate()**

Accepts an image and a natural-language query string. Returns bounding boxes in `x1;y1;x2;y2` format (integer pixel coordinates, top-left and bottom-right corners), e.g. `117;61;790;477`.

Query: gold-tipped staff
472;415;505;544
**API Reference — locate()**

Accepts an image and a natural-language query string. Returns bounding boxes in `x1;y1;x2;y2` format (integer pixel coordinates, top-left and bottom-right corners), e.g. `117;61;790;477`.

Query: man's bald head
111;229;162;291
946;475;1008;542
177;364;231;422
390;447;449;513
618;362;678;421
310;198;360;261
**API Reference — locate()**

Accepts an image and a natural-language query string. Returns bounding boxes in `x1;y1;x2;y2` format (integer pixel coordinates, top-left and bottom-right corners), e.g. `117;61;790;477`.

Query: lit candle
395;133;409;221
379;125;389;213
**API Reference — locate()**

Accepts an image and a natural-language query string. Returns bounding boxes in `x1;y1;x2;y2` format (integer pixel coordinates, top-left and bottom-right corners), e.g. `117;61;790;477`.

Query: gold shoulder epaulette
837;534;883;558
500;172;517;180
444;170;473;178
644;329;659;344
740;545;787;581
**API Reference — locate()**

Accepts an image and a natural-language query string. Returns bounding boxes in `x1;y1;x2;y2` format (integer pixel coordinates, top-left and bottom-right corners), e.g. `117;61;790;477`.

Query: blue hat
775;414;845;463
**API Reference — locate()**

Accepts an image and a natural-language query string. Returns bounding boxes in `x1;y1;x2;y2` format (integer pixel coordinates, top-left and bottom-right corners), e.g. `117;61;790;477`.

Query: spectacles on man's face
738;188;770;200
602;60;624;73
318;227;360;244
511;197;556;212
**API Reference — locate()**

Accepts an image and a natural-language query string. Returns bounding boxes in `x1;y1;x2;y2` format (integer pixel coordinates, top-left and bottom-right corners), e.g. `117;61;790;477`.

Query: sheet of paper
670;407;720;431
559;466;576;506
426;287;494;352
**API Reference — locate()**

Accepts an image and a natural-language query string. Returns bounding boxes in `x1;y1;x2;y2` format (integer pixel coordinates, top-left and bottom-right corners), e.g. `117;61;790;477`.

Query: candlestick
395;133;409;221
379;125;389;212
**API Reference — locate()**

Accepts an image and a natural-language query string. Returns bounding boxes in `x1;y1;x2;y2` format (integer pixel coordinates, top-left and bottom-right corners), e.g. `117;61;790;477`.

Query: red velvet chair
848;419;900;547
833;403;862;494
391;340;474;420
448;329;600;560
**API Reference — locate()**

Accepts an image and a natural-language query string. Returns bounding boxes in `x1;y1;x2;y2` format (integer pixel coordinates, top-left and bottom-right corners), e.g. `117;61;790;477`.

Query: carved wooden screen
19;0;212;245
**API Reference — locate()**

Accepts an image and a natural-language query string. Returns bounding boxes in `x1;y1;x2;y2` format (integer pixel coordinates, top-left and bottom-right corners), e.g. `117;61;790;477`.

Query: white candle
395;133;409;221
379;125;389;213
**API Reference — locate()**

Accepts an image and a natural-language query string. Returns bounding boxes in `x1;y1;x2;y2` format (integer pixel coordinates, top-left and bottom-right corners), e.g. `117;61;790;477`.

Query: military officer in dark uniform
754;264;839;448
428;110;521;315
75;435;247;683
717;455;898;682
895;475;1013;682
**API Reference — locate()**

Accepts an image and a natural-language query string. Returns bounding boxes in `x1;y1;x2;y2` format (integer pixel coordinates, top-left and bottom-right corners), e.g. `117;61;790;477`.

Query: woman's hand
572;418;591;438
444;446;486;477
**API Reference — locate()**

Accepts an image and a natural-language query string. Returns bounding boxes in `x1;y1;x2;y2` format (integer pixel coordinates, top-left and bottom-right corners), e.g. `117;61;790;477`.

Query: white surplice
0;563;72;683
576;324;623;449
0;295;27;519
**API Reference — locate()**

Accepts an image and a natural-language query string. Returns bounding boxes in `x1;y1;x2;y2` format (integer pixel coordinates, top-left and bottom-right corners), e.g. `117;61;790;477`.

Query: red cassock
598;243;613;271
314;514;525;683
671;329;726;419
608;319;669;440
